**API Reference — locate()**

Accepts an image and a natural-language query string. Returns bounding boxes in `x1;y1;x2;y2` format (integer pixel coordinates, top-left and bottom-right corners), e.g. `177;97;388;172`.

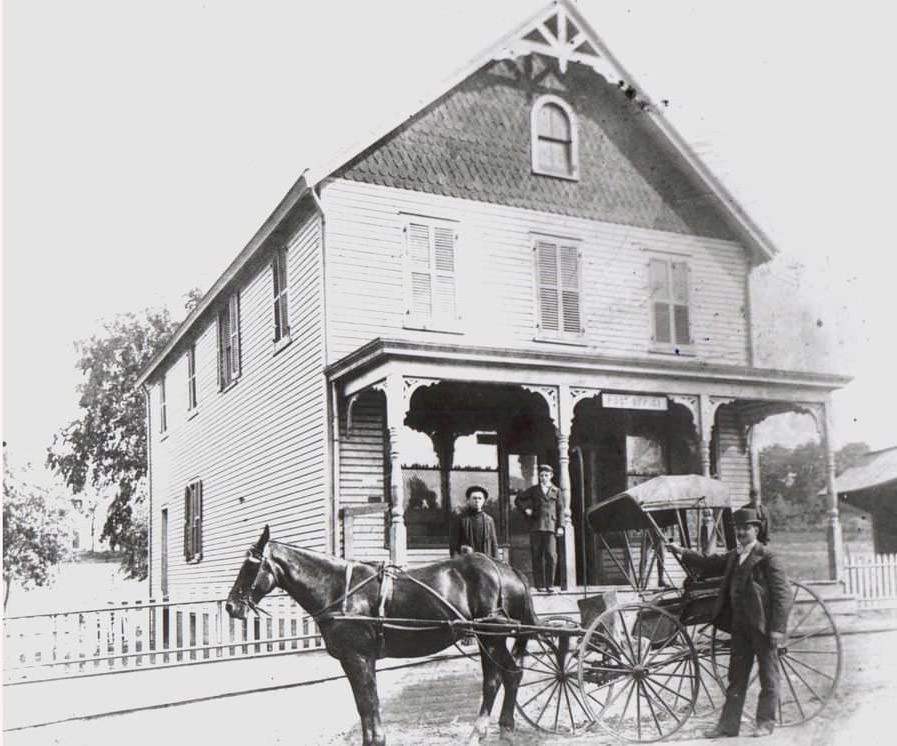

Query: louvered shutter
536;241;559;331
229;295;241;379
193;481;203;558
217;309;229;389
432;225;456;320
559;245;581;333
407;223;432;317
184;485;193;560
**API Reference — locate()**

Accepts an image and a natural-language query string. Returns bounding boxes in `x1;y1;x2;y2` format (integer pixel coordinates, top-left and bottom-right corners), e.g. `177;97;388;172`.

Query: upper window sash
531;95;579;180
534;237;583;335
272;249;290;342
403;217;459;327
649;258;692;347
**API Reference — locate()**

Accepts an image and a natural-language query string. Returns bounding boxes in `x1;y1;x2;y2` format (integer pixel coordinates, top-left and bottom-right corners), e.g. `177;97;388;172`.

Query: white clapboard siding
322;179;750;366
149;209;328;599
338;390;389;562
716;406;751;506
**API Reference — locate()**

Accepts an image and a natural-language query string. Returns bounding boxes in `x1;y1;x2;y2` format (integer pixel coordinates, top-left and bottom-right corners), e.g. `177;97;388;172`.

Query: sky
3;0;895;485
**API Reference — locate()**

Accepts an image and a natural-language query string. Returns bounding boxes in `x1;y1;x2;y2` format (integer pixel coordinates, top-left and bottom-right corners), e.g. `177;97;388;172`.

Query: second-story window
649;258;692;348
186;344;197;411
534;237;583;336
404;218;458;329
159;375;167;433
272;249;290;343
217;293;241;390
532;95;579;180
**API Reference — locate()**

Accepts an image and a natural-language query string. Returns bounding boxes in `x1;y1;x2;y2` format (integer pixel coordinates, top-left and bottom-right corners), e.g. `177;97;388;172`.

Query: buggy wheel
515;615;592;734
710;580;842;727
577;602;699;742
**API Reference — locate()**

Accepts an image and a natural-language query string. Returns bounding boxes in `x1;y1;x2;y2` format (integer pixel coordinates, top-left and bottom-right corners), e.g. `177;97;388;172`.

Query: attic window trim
531;94;580;181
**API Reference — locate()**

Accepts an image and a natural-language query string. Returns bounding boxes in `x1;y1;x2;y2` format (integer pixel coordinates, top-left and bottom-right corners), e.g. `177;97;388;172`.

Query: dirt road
4;628;895;745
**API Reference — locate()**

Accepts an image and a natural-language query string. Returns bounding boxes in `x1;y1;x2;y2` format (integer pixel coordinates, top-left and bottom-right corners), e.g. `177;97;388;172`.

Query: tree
759;440;871;529
3;450;74;610
46;301;189;579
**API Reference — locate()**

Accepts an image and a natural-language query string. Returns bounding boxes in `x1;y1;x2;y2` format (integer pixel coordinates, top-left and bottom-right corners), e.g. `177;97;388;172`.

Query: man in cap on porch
667;507;792;738
515;463;564;593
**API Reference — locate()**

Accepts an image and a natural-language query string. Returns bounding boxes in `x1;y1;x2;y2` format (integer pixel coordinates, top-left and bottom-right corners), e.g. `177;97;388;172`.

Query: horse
225;525;538;746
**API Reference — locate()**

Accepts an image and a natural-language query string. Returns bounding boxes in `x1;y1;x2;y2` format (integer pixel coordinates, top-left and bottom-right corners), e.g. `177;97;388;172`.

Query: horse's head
225;525;278;620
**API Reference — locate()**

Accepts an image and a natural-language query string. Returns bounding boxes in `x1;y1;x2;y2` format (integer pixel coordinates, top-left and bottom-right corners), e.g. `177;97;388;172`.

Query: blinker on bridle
241;548;274;617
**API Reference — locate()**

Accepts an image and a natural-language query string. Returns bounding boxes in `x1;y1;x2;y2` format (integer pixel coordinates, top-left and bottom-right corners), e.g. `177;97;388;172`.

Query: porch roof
326;338;851;399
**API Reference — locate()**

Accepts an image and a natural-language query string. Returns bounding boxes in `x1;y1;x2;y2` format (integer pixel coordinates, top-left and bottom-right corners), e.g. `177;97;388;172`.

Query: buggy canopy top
586;475;731;534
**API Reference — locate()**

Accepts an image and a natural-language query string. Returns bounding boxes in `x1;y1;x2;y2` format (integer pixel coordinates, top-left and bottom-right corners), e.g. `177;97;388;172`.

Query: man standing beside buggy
515;463;564;593
668;507;792;738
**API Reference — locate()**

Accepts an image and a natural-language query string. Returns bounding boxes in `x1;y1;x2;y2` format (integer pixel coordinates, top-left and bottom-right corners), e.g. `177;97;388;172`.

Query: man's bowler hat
537;464;554;475
465;485;489;500
733;507;762;526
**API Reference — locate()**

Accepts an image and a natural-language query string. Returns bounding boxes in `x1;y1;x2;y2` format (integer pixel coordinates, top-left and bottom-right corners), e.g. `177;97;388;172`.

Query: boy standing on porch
515;464;564;593
450;485;500;560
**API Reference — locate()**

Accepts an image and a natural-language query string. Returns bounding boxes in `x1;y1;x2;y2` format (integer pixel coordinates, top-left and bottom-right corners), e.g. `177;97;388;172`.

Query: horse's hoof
499;726;515;744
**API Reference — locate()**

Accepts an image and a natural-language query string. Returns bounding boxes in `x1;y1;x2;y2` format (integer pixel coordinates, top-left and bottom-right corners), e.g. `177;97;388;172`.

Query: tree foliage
759;440;871;528
3;452;74;609
46;301;190;579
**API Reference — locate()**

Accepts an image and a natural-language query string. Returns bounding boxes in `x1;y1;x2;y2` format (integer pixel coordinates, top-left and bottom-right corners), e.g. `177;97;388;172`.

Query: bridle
240;547;277;617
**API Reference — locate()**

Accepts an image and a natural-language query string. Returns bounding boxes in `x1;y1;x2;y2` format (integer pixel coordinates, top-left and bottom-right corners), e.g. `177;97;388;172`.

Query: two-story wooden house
137;0;849;599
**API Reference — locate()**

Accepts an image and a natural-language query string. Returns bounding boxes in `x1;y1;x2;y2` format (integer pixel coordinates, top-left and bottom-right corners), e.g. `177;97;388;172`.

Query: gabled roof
138;0;779;386
835;447;897;494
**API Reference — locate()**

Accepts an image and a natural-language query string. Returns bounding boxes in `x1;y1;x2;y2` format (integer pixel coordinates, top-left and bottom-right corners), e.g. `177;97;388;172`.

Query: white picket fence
3;592;323;684
844;552;897;608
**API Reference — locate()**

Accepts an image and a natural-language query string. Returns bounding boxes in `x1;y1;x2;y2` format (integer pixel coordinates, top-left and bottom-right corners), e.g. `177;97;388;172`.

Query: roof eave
136;174;312;388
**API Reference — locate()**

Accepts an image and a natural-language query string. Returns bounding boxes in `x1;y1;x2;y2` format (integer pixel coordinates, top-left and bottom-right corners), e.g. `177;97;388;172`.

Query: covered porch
326;339;849;586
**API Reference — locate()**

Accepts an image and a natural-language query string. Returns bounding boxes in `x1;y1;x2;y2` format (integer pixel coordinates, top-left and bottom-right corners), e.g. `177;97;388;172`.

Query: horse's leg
467;641;502;745
494;637;524;742
340;653;385;746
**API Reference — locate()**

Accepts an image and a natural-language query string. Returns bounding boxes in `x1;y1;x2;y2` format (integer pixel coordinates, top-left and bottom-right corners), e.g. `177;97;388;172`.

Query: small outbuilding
837;447;897;553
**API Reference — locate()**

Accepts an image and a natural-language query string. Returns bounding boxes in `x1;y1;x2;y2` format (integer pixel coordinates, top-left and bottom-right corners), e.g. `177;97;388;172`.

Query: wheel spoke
521;677;558;708
782;655;827;703
781;652;836;681
779;656;807;721
787;627;836;647
641;676;684;724
534;680;561;725
618;609;638;664
641;671;698;704
519;673;560;688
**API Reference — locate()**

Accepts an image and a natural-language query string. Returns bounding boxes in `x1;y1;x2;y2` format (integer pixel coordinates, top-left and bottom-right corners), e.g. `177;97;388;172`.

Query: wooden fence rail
844;552;897;608
3;593;323;683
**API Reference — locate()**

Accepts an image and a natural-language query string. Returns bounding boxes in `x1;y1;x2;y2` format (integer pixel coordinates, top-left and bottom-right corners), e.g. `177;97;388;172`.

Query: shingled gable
138;0;777;386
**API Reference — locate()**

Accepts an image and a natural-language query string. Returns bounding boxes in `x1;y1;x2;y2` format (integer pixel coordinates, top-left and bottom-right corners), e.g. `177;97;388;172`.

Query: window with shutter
272;249;290;343
159;375;167;433
534;237;583;337
184;480;203;562
531;95;579;180
403;217;459;330
217;293;241;390
186;345;197;411
649;257;692;349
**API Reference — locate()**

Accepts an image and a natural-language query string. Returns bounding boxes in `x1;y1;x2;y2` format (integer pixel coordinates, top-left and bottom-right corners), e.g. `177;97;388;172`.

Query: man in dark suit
668;507;791;738
514;464;564;593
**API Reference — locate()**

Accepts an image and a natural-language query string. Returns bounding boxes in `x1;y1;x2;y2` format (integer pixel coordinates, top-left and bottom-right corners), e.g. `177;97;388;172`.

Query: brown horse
225;526;538;746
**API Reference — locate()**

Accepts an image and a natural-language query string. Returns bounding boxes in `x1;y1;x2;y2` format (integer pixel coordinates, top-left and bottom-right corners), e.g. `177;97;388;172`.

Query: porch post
557;385;577;589
697;395;735;477
820;399;843;581
378;374;407;567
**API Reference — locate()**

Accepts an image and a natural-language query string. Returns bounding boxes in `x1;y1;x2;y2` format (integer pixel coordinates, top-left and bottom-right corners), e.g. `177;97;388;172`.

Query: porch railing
3;592;323;684
844;552;897;608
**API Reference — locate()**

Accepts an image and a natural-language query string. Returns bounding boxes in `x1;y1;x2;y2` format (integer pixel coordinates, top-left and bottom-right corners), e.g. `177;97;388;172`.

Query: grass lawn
773;528;873;581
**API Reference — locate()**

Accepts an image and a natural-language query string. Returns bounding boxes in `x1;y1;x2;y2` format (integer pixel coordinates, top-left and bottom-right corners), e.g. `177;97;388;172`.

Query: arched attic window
531;95;579;180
